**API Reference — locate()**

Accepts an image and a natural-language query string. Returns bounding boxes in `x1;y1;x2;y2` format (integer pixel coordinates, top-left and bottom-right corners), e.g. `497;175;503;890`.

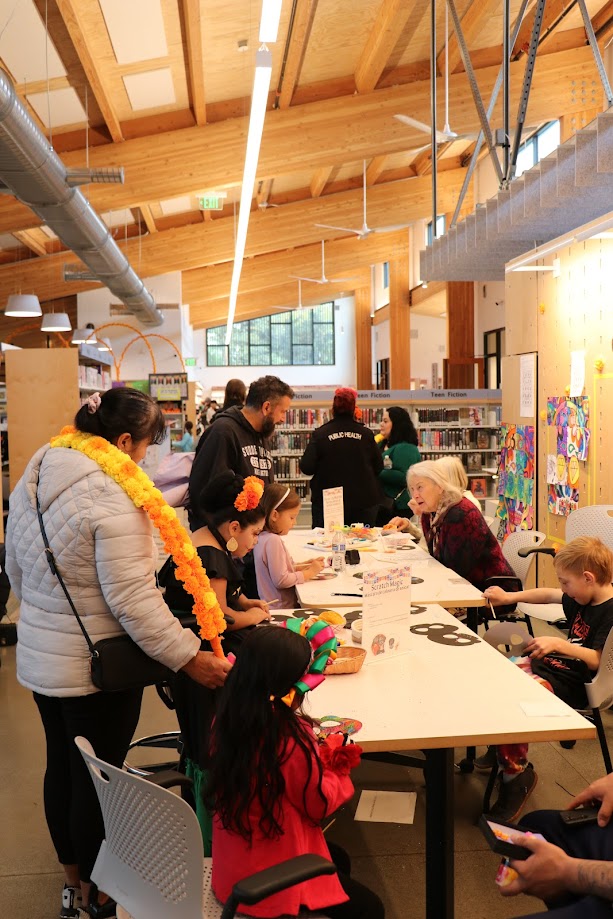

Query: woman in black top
159;471;269;850
300;388;383;528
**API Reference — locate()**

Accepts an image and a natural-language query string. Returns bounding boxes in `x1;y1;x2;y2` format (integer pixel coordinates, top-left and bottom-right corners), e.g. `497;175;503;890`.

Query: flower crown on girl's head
234;476;264;511
279;617;338;707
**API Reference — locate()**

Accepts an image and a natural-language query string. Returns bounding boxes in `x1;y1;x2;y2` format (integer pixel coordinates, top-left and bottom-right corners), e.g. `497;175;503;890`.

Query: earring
226;536;238;553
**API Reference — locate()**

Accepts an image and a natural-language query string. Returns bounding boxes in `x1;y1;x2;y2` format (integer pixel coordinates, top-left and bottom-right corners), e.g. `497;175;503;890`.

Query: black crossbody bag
36;491;171;692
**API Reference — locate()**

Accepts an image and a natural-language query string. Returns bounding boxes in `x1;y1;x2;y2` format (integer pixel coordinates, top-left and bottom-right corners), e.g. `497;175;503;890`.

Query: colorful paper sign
362;566;412;664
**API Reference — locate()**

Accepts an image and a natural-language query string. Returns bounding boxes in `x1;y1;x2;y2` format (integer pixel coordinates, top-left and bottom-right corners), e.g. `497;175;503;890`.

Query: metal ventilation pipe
0;68;163;326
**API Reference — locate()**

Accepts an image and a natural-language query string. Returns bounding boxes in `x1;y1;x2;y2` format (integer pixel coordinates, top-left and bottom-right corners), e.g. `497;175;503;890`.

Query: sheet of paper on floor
354;790;417;824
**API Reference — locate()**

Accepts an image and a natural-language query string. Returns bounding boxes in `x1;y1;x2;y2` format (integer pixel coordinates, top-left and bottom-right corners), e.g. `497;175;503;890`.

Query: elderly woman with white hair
391;459;514;592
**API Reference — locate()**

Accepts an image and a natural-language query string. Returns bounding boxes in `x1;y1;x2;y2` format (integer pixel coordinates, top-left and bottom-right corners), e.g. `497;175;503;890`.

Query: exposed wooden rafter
354;0;428;93
277;0;320;109
0;171;470;304
14;230;47;257
310;166;334;198
181;0;207;125
0;45;601;239
438;0;501;76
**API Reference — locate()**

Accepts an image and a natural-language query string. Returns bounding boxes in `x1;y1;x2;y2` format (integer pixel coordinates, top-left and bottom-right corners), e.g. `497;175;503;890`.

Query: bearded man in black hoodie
188;375;293;530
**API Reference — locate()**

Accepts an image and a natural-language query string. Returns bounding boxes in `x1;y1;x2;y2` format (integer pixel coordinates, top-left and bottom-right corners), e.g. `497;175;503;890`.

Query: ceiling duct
0;69;162;326
420;111;613;281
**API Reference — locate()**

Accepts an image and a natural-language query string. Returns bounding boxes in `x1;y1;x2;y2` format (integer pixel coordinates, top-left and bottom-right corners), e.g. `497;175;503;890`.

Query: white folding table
282;530;488;613
308;604;595;919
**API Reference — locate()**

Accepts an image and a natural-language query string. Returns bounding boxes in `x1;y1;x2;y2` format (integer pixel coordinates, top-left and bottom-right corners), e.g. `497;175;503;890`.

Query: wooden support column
446;281;475;387
389;257;411;389
354;284;373;390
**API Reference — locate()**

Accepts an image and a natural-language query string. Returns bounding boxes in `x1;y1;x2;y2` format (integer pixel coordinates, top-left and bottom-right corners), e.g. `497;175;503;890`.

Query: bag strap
35;489;97;657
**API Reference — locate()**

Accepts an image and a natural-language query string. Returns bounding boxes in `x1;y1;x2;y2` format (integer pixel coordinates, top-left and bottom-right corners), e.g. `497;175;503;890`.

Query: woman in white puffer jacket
6;388;230;919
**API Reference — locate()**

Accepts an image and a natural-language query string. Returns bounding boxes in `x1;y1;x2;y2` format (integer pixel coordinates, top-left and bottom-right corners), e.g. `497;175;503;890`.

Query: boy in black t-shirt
481;536;613;822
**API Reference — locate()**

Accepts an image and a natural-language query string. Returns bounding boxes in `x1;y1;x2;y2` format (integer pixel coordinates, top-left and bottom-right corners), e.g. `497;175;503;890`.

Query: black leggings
322;843;385;919
34;688;143;883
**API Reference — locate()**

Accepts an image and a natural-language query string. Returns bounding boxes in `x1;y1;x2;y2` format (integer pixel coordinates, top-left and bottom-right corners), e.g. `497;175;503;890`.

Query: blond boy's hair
553;536;613;585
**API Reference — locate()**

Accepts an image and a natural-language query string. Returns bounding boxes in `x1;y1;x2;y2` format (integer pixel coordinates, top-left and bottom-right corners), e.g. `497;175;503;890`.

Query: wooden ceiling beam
310;166;334;198
181;0;207;125
186;236;402;308
354;0;428;94
366;155;390;185
138;204;158;235
13;230;47;257
277;0;319;109
0;45;601;237
257;179;274;207
190;276;369;328
438;0;501;76
0;171;469;303
512;0;576;60
54;0;123;141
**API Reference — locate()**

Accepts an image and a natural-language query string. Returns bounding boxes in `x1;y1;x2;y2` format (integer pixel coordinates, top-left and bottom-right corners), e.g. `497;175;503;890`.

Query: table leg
424;748;454;919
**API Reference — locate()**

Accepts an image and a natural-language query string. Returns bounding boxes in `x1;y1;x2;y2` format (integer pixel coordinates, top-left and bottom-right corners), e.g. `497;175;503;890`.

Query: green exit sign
198;195;223;210
185;357;197;366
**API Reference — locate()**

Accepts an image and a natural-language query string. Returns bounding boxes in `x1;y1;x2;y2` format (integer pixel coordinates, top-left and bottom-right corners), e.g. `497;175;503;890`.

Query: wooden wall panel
446;281;474;387
6;349;80;491
354;286;373;390
389;257;411;389
504;239;613;586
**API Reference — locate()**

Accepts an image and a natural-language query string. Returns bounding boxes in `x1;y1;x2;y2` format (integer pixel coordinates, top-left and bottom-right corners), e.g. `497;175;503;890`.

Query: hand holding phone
479;815;544;860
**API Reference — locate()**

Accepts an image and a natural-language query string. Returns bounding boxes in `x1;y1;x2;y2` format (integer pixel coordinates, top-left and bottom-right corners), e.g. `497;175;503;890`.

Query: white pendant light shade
71;325;97;345
41;312;72;332
4;294;42;317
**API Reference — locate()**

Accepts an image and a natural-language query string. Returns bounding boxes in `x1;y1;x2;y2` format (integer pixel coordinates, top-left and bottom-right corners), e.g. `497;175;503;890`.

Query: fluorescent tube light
512;266;556;272
505;238;564;272
259;0;283;43
573;213;613;242
226;47;273;345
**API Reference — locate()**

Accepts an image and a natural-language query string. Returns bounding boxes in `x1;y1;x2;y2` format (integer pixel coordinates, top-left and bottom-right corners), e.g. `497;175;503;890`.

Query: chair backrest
482;621;531;658
75;736;204;919
585;627;613;710
501;530;546;585
566;506;613;551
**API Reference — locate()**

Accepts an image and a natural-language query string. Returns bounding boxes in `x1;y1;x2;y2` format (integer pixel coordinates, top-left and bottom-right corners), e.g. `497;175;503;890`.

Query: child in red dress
208;626;384;918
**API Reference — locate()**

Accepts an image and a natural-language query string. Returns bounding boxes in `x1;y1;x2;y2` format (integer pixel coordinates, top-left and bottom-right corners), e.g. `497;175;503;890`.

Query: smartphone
479;815;543;860
559;806;600;827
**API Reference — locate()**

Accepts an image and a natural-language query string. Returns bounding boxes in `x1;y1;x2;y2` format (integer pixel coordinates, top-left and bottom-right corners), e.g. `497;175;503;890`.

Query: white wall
78;271;189;381
371;313;446;388
197;296;358;391
372;263;389;310
474;279;506;356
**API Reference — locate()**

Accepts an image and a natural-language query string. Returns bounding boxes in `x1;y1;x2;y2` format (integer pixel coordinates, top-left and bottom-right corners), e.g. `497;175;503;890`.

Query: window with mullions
426;215;446;245
514;120;560;179
206;302;335;366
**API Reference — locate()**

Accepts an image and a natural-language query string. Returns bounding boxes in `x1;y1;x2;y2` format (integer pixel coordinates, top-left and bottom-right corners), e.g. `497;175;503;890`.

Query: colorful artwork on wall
546;396;590;515
496;424;536;537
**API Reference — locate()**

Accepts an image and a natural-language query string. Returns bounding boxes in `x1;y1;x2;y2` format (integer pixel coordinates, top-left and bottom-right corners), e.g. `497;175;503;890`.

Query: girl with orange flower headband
159;470;269;851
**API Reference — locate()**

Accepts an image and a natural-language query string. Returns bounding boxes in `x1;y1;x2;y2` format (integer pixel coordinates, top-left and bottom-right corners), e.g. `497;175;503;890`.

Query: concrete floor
1;608;611;919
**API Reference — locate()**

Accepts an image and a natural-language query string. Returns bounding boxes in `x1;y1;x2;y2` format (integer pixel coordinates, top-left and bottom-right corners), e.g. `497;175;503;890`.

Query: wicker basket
327;646;367;675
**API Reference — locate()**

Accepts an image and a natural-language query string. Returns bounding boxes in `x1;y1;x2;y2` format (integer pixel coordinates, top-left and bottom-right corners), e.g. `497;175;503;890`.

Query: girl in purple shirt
254;484;325;608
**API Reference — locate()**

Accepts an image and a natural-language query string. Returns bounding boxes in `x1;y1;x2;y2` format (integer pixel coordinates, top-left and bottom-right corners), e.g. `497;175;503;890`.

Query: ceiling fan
394;5;479;144
290;240;358;285
314;160;411;239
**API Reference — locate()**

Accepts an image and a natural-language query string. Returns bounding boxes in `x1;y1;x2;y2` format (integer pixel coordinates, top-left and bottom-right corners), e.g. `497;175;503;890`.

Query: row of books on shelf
418;451;494;472
414;406;501;425
78;366;112;390
418;430;498;450
276;478;311;499
271;432;310;452
274;456;307;478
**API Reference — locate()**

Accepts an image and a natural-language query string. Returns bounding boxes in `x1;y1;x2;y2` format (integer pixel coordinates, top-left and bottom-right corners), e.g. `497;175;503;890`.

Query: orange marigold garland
234;475;264;511
50;427;227;657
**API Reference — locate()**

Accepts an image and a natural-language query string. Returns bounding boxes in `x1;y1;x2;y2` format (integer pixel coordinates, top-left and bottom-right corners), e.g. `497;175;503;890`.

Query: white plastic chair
567;506;613;548
75;737;334;919
501;530;566;626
